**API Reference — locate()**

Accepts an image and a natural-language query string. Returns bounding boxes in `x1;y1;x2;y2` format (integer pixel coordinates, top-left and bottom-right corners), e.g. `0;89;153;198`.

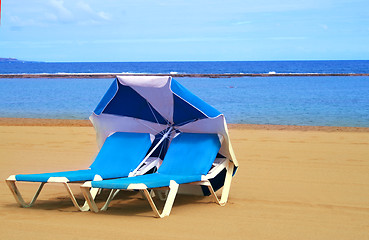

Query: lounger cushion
15;169;97;182
157;133;221;176
89;132;153;179
91;133;221;189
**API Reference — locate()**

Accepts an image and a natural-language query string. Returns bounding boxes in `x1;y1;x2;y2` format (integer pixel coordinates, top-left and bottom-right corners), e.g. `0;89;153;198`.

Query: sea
0;60;368;127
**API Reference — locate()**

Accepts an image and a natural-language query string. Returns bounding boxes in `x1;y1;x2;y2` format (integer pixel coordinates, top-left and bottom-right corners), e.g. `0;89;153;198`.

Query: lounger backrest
158;133;221;176
89;132;153;179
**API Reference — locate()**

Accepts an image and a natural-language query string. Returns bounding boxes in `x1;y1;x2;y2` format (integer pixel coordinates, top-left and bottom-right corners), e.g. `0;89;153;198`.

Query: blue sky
0;0;368;62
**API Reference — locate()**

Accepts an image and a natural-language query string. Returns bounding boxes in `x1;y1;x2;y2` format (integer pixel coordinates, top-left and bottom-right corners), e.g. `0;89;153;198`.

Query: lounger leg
63;183;100;212
141;180;179;218
6;179;45;208
206;161;234;206
81;185;123;212
100;189;120;211
80;182;100;213
80;186;101;211
63;183;86;211
62;174;102;211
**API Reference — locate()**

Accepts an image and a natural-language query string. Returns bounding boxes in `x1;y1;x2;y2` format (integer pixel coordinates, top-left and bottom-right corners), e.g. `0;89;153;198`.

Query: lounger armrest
127;183;148;190
47;177;69;183
6;175;16;181
81;181;92;188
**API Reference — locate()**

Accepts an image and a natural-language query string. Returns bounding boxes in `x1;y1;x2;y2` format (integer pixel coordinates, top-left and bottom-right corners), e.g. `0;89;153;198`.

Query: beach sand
1;119;369;239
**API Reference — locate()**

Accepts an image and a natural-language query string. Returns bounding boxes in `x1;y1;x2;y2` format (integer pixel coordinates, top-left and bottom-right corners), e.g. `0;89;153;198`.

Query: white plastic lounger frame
191;159;234;206
5;174;103;211
80;159;235;218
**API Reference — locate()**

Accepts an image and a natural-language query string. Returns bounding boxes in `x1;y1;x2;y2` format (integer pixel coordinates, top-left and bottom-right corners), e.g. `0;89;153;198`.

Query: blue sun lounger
81;132;235;218
6;132;156;211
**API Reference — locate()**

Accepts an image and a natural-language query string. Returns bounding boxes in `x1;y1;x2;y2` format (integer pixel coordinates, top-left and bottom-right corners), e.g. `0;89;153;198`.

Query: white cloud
320;24;329;30
9;15;42;27
76;1;94;13
44;13;59;22
48;0;73;22
76;1;111;21
6;0;111;28
98;12;111;21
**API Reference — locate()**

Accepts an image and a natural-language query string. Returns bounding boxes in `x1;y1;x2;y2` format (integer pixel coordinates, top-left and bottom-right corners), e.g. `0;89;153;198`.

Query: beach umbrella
90;76;238;194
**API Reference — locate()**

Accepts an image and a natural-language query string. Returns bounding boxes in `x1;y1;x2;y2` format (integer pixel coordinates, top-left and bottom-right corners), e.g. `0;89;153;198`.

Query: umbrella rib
146;100;170;127
136;119;165;136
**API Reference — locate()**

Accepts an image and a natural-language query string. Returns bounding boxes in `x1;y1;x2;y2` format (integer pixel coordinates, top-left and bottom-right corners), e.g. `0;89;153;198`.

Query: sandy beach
1;118;369;240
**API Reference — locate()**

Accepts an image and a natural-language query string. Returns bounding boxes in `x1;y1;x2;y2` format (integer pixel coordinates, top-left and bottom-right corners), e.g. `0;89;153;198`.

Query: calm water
1;60;369;74
0;76;368;127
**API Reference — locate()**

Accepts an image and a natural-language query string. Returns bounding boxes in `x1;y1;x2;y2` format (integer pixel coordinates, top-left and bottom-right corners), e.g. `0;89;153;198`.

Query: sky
0;0;368;62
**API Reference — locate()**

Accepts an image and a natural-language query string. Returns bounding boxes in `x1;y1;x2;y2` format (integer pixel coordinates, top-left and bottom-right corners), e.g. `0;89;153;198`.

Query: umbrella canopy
90;76;238;167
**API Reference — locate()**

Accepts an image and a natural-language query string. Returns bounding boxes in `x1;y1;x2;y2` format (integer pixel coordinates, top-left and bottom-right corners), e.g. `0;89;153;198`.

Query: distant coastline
0;58;20;62
0;58;40;63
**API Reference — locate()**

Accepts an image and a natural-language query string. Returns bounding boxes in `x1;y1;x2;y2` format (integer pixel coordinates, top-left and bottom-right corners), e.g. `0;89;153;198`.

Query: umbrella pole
128;126;173;177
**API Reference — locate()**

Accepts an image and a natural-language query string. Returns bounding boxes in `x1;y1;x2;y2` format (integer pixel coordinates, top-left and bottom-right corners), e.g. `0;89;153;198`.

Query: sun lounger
6;132;157;211
81;132;235;218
